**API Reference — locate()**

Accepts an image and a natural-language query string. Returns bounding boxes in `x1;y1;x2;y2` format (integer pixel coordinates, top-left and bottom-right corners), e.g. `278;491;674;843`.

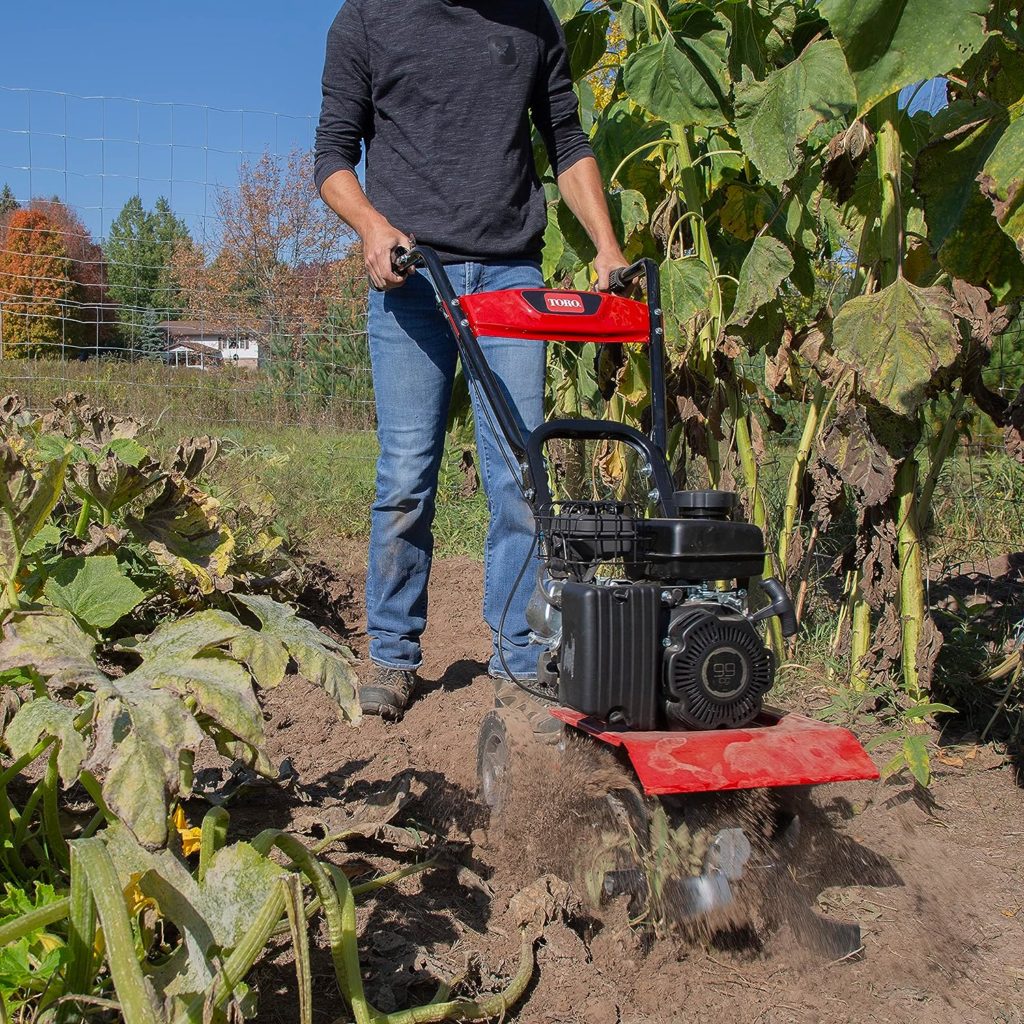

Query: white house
158;321;261;369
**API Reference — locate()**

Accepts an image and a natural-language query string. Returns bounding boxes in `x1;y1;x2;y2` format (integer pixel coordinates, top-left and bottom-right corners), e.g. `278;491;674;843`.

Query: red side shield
550;707;880;796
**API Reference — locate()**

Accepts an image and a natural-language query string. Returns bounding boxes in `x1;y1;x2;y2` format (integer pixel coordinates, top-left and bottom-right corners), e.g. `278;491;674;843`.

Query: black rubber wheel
477;709;513;816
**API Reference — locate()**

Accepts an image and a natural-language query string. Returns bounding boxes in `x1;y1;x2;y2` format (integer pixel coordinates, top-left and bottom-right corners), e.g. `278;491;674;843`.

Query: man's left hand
594;248;630;292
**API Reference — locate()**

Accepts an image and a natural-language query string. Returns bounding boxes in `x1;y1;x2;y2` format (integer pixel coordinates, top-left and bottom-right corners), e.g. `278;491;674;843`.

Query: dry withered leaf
818;404;897;508
916;615;944;692
823;120;875;203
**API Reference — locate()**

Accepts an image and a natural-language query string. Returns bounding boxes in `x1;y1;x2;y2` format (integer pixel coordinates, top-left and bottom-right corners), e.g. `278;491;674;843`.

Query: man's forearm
556;157;621;255
556;157;627;289
320;169;412;291
320;169;388;238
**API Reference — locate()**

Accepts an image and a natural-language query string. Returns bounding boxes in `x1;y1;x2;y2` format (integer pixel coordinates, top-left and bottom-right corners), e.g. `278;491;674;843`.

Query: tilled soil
239;544;1024;1024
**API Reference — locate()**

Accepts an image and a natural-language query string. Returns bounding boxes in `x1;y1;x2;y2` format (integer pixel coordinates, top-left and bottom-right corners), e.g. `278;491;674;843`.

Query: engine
528;490;790;732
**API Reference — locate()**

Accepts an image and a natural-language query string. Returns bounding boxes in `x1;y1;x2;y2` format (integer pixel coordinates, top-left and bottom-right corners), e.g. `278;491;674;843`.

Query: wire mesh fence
0;84;1021;605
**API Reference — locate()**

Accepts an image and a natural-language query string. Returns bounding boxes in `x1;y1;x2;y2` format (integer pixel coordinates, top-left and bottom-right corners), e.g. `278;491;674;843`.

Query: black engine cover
663;604;774;729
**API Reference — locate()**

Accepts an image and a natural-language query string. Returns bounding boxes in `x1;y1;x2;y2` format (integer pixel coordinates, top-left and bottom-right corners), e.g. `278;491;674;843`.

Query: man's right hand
364;219;416;291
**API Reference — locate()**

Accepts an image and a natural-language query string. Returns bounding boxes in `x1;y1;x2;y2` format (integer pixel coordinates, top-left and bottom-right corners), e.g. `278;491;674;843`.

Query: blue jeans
366;260;546;678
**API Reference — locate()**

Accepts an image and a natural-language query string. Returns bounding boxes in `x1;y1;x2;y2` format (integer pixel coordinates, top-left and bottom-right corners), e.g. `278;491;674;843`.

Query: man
314;0;627;720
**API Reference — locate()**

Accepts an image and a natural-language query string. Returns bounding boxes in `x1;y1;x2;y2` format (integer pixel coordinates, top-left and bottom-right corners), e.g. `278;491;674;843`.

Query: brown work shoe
360;665;418;721
493;677;562;743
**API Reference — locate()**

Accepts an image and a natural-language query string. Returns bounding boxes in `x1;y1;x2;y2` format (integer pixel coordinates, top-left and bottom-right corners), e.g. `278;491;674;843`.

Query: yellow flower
172;805;203;858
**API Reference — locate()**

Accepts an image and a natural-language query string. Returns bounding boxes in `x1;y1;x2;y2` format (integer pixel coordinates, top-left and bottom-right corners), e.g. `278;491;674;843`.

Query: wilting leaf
87;678;206;848
171;436;221;481
819;0;988;115
735;40;856;186
661;258;714;346
127;477;235;595
236;595;359;723
5;698;87;784
623;33;728;129
69;452;163;517
980;114;1024;255
0;444;70;585
231;631;289;689
610;190;648;243
0;611;107;690
43;555;146;630
728;237;794;329
720;185;773;240
916;100;1005;246
41;394;141;451
831;279;959;417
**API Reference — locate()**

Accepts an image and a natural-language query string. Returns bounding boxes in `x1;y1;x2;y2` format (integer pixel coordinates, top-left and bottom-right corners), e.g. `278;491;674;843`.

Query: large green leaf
43;555;146;630
623;34;728;129
563;10;610;81
660;258;714;346
728;237;794;328
591;99;668;193
5;698;87;784
980;113;1024;255
236;595;360;723
724;0;798;81
734;40;856;186
916;100;1006;247
831;279;960;417
819;0;988;115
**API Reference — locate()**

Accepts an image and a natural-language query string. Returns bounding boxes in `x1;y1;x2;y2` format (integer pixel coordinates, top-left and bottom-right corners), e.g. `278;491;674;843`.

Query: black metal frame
396;245;675;515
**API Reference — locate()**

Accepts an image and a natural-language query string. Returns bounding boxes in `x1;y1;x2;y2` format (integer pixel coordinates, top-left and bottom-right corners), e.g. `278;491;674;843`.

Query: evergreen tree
0;184;18;219
104;195;192;351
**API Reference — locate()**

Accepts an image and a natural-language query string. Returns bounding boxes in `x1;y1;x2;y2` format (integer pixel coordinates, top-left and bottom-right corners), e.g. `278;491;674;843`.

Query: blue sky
0;1;343;240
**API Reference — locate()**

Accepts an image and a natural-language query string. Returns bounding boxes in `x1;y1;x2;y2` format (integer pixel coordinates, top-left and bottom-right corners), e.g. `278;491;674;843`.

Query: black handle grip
751;577;798;638
391;246;422;275
607;260;647;294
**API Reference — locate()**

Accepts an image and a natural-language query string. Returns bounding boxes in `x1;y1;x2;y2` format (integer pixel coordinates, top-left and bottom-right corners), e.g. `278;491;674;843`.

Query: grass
195;425;490;560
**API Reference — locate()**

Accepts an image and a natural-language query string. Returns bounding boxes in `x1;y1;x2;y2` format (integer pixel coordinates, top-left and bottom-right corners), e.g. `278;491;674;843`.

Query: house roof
157;320;257;341
164;339;224;362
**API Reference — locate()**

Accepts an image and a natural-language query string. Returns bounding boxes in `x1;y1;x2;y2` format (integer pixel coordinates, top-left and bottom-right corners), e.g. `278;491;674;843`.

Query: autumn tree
171;150;354;359
29;198;114;350
0;208;80;357
105;195;193;352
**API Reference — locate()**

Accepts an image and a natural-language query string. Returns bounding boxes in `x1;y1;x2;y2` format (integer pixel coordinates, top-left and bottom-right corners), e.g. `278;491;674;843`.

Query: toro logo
544;292;586;314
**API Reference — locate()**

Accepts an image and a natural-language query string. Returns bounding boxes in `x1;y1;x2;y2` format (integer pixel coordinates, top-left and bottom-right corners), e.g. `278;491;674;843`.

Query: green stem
73;500;93;541
919;390;966;524
876;95;904;287
69;839;162;1024
778;383;824;583
42;749;70;872
0;897;70;947
198;806;230;883
0;736;56;789
895;459;925;699
60;845;99;1024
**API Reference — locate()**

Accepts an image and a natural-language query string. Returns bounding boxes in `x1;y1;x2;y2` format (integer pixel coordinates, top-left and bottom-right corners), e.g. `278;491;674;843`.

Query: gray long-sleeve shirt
314;0;593;263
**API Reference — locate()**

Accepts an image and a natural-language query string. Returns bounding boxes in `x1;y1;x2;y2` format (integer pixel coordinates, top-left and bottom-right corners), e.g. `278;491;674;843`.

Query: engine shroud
664;604;774;729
